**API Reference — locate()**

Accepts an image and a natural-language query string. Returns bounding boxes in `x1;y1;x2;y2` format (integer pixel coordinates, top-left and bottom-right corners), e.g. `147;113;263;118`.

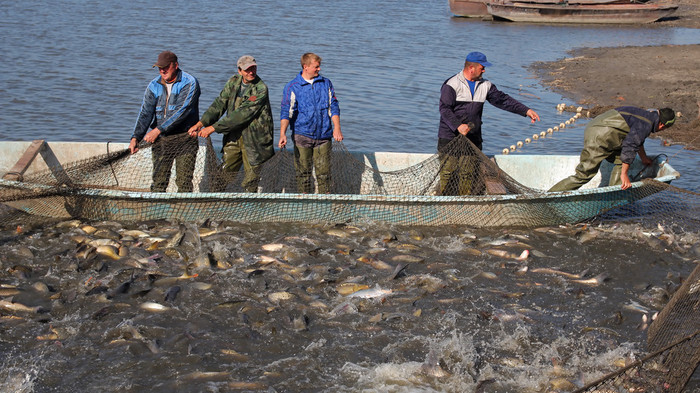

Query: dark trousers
151;134;198;192
437;137;482;196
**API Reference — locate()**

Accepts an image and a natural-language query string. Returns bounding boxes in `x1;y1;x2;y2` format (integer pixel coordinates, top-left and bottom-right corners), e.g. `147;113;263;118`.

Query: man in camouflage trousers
188;55;274;192
548;106;675;192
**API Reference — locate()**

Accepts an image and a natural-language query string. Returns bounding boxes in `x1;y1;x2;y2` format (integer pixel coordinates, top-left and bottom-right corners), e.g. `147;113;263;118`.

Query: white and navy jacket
438;71;529;150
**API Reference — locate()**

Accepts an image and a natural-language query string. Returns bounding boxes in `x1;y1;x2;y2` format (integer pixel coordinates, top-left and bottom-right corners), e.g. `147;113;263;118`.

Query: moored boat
486;0;678;24
449;0;491;18
0;140;681;228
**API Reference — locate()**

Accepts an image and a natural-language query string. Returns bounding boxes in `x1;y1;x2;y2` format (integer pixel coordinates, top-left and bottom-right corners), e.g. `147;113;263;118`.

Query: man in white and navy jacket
437;51;539;195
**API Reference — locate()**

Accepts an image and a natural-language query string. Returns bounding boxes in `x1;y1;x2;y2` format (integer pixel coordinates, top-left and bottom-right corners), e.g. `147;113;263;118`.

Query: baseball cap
237;55;257;70
465;52;492;67
153;51;178;68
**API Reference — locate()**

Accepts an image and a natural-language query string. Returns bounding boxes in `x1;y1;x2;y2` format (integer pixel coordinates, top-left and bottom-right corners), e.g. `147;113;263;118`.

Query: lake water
1;1;699;392
2;0;699;189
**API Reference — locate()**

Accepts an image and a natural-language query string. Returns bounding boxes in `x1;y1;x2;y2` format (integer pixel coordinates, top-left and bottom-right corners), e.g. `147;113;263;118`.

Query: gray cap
237;55;257;70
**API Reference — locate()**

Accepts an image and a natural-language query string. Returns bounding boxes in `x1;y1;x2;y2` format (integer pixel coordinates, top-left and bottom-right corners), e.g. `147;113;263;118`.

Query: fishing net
0;134;698;392
0;133;698;230
574;262;700;393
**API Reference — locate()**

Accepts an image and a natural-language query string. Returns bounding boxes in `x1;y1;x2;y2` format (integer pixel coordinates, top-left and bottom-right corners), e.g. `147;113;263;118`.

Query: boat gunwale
0;173;679;204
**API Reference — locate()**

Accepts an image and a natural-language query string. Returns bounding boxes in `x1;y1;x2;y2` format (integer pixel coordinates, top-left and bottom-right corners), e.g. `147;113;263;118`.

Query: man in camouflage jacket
549;106;675;192
188;55;274;192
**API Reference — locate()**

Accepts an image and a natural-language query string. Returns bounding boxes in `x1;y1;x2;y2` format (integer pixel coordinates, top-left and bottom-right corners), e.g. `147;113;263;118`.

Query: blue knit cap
465;52;492;67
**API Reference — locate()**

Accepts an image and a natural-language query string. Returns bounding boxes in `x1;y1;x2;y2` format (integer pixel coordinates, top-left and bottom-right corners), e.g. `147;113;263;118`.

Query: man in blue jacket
130;51;200;192
279;53;343;194
438;51;539;195
548;106;675;192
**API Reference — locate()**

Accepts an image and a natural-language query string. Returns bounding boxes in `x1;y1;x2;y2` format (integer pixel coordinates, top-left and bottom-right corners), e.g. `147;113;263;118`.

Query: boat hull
486;2;678;24
449;0;490;17
0;179;674;227
0;141;680;228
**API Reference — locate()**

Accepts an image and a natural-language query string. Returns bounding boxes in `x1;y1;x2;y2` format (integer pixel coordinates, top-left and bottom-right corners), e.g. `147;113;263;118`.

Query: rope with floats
501;104;586;155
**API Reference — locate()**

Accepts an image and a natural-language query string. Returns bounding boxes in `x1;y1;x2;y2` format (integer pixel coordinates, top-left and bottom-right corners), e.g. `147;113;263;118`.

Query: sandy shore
529;0;700;150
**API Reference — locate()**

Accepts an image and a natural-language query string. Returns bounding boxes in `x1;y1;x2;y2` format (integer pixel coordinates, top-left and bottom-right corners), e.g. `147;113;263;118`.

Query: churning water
1;1;699;391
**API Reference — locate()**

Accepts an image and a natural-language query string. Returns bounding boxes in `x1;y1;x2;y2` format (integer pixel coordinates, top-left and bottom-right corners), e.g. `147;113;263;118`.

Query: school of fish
0;217;697;392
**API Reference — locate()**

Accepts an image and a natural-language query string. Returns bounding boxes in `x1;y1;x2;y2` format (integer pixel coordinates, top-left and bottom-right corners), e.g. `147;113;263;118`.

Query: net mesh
0;134;698;230
0;134;699;391
574;262;700;393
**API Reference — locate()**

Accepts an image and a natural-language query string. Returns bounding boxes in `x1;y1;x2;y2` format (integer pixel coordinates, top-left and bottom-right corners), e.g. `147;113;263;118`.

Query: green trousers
219;139;263;193
549;109;629;192
294;141;332;194
151;134;198;193
438;153;480;195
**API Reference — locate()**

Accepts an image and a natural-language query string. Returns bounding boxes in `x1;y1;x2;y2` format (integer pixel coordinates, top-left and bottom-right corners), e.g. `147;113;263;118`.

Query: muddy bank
531;44;700;150
657;0;700;29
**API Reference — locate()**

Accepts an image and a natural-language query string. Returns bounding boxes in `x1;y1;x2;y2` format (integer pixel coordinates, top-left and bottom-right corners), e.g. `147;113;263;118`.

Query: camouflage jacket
200;74;274;166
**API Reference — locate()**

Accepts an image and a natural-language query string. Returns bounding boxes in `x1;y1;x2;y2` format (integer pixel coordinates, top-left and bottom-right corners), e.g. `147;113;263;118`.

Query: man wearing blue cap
437;51;540;195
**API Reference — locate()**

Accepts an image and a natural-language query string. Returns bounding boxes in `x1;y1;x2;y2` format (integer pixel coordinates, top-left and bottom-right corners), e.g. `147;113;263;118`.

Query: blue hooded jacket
280;72;340;140
439;72;529;150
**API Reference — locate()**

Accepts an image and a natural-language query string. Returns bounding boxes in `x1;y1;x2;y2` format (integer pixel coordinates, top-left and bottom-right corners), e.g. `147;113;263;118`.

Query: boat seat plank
39;143;73;186
2;140;46;181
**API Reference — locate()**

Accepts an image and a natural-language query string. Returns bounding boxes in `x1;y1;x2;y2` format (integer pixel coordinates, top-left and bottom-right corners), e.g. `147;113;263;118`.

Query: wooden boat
505;0;655;4
449;0;490;18
486;0;678;24
0;141;680;228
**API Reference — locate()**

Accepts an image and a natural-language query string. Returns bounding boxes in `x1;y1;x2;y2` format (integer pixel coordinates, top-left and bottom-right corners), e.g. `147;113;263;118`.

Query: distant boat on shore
486;0;678;24
449;0;491;18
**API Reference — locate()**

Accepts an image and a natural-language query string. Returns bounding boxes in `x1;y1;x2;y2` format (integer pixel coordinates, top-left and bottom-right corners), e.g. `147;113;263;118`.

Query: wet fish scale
391;254;424;263
2;217;698;392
